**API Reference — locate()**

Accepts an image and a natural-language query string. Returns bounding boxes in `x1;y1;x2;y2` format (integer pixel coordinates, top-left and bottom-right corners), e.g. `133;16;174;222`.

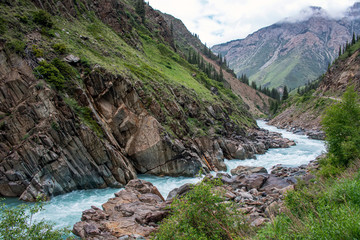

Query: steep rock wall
0;45;137;201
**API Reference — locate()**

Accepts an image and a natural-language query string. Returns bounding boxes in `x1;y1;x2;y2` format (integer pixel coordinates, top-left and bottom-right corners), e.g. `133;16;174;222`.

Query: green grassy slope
0;0;255;137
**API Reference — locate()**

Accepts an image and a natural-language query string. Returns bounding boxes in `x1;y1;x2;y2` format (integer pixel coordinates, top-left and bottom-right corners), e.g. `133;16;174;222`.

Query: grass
64;98;103;137
0;0;255;140
257;163;360;240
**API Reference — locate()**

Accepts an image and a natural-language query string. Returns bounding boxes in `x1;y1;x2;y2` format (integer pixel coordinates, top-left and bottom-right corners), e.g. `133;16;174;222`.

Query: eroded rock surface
74;160;319;239
73;179;169;240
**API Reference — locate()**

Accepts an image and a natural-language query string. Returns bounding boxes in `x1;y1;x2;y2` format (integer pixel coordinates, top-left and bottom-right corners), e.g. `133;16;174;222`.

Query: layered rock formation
0;0;295;201
73;179;168;239
0;44;137;201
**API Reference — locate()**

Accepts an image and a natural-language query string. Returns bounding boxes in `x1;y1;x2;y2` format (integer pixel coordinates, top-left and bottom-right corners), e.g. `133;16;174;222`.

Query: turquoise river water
4;120;326;231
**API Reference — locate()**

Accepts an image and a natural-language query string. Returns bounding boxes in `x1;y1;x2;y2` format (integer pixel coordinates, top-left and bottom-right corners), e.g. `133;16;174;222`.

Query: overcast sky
149;0;359;47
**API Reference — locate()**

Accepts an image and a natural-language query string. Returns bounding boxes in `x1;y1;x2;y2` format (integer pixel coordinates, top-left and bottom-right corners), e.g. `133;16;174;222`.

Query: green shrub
52;43;67;54
33;10;53;28
51;58;75;79
317;157;344;178
34;61;66;90
328;172;360;206
321;86;360;166
6;40;26;55
64;98;103;137
157;43;173;57
0;200;72;239
0;17;6;34
22;133;30;140
51;121;60;131
32;45;44;57
153;179;253;240
41;27;55;37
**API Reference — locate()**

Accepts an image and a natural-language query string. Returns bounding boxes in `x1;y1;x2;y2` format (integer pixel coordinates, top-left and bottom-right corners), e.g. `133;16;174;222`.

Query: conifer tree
282;86;289;101
219;67;224;82
352;32;356;45
135;0;145;23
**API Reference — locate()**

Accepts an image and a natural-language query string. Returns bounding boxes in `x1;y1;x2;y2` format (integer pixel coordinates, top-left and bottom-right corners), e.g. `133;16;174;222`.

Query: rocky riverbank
73;158;319;239
267;117;325;140
0;42;294;201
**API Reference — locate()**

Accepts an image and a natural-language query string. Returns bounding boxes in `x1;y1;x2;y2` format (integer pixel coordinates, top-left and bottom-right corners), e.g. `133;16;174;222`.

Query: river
3;120;326;231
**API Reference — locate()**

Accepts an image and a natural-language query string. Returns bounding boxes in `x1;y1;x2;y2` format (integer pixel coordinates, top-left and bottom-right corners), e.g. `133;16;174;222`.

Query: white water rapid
4;120;326;232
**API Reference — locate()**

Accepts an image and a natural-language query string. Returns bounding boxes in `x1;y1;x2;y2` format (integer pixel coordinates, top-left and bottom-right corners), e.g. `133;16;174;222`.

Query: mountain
161;13;273;116
268;38;360;135
0;0;288;201
212;3;360;90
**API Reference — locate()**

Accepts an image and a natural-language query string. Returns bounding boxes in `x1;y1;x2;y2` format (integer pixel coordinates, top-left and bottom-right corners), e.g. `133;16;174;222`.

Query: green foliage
33;10;53;28
317;157;344;178
257;172;360;240
135;0;145;23
6;40;26;55
22;133;30;140
51;58;75;79
321;86;360;166
34;61;66;90
282;86;289;101
0;16;7;34
269;100;279;115
153;179;252;240
31;45;44;58
51;121;60;131
64;98;103;137
52;43;67;54
0;200;72;239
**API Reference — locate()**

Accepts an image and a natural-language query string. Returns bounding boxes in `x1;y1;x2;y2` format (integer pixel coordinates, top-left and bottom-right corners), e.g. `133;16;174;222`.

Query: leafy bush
0;200;72;239
51;58;75;79
321;86;360;166
34;61;66;90
153;179;253;240
6;40;26;55
0;17;6;34
32;45;44;57
52;43;67;54
33;10;53;28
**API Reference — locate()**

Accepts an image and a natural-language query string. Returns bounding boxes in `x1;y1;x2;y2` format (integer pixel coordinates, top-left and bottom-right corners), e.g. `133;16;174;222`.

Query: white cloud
150;0;359;46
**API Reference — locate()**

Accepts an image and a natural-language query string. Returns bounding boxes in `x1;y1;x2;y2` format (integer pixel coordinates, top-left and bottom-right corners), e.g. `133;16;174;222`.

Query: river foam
4;120;326;230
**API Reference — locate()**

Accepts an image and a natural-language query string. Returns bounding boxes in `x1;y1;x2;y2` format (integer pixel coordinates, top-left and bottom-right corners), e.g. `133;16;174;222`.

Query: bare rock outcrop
73;161;319;239
73;179;169;240
0;47;137;201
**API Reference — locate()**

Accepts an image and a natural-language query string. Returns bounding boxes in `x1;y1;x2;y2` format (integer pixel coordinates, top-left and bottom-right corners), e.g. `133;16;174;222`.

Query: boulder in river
73;179;168;240
230;165;268;176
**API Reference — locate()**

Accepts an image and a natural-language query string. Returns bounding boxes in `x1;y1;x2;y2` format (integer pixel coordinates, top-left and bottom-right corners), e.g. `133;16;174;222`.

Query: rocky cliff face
0;43;137;201
212;4;360;89
0;0;293;201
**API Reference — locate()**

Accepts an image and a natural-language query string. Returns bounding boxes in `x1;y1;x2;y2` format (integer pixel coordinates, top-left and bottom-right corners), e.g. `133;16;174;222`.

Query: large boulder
73;180;169;240
230;165;268;176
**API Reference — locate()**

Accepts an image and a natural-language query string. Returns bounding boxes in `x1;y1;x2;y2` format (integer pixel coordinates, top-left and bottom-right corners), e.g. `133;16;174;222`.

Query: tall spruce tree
282;86;289;101
135;0;145;23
